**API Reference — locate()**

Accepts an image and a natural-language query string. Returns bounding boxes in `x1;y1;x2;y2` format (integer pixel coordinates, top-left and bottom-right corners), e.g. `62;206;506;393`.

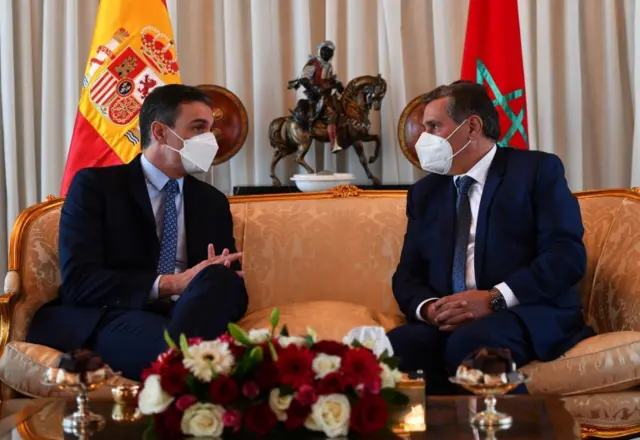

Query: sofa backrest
4;186;640;347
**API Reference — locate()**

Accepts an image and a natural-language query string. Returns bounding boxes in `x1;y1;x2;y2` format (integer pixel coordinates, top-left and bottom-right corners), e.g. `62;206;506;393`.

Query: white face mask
415;119;471;175
164;127;219;174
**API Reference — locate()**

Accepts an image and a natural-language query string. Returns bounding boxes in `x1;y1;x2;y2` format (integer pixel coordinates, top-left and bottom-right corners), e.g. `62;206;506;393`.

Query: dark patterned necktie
451;176;475;293
157;179;179;275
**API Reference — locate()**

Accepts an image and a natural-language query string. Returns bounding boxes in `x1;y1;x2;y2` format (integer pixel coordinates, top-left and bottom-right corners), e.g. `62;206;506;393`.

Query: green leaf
379;349;390;360
163;329;177;351
278;384;294;396
268;341;279;362
228;323;253;346
279;325;290;337
350;339;363;348
382;356;400;370
249;346;263;364
304;335;314;348
269;308;280;330
142;424;157;440
179;334;191;358
306;327;318;342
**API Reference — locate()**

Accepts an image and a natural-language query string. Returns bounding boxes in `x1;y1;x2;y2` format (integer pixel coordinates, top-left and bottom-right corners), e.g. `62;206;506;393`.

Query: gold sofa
0;185;638;438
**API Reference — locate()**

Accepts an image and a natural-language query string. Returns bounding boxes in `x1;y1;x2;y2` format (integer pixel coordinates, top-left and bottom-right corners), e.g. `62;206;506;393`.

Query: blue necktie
451;176;475;293
157;179;179;275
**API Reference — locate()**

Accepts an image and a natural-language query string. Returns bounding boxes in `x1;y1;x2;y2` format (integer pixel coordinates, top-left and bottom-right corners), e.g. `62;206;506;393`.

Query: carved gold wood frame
2;185;640;439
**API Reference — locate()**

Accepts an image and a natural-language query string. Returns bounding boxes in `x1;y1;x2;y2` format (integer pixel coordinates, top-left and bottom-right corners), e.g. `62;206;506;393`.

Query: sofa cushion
237;300;406;342
0;341;137;399
522;331;640;396
562;390;640;435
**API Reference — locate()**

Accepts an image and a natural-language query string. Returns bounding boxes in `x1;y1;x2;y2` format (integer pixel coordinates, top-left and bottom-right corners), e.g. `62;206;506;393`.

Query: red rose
153;405;182;440
218;334;247;359
209;375;239;405
244;403;278;436
222;409;243;433
254;361;280;390
341;348;382;385
141;363;160;382
218;333;234;344
312;340;349;358
285;399;311;430
159;362;189;396
242;381;260;399
350;394;389;434
316;372;348;395
357;378;382;396
295;384;318;406
175;394;197;412
275;345;315;389
188;337;203;345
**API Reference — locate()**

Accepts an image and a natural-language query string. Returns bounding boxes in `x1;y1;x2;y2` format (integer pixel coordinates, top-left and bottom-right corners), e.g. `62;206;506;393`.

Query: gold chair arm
0;271;19;356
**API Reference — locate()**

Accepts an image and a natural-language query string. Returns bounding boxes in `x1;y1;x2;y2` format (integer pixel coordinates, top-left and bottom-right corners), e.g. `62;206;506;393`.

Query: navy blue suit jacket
28;155;240;352
393;148;592;361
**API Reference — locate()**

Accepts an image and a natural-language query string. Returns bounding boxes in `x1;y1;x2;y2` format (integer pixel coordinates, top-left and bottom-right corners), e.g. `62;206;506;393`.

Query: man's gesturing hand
158;244;243;298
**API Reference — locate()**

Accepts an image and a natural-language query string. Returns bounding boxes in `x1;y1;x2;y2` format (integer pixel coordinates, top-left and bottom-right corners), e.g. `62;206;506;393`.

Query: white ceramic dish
291;173;355;192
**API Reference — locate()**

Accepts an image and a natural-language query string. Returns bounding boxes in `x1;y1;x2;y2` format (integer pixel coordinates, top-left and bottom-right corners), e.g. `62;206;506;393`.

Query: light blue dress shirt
140;154;187;301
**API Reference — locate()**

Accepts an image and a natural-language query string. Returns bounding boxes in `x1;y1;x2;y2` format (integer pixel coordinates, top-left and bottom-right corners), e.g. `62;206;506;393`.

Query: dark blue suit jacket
28;155;240;352
393;147;592;361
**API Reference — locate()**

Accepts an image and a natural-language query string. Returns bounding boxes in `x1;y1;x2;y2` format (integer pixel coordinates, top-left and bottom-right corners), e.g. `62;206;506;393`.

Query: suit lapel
474;148;507;288
127;155;156;226
436;177;457;293
183;176;201;267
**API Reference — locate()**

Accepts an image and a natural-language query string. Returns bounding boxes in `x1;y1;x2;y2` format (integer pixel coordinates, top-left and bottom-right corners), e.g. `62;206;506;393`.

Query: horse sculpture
268;74;387;186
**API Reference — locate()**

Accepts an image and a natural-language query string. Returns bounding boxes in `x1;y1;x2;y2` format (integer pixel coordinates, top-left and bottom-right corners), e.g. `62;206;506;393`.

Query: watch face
491;295;507;311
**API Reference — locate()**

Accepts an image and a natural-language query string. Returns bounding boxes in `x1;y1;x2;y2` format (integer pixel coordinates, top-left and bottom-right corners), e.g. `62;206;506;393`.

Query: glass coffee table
0;395;623;439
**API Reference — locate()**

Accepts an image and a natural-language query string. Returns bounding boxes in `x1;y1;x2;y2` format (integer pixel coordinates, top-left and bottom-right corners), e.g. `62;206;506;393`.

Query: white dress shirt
416;145;518;321
141;154;187;301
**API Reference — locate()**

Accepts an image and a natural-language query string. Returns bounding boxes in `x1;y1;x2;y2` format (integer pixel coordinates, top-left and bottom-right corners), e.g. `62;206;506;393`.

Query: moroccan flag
60;0;181;195
460;0;528;149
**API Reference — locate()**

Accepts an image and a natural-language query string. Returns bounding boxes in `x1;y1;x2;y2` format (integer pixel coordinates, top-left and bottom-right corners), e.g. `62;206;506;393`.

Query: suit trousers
88;265;247;380
387;310;535;395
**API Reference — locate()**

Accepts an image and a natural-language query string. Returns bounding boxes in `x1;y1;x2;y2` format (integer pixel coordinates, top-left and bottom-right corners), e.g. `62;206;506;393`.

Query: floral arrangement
138;309;409;439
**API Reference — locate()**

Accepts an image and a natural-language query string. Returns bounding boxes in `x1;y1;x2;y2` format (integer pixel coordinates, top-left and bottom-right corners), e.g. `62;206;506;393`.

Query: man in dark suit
28;84;248;380
388;81;593;395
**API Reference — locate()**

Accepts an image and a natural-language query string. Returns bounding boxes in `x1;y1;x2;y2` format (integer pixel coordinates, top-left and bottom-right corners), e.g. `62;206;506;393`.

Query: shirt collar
140;153;184;193
453;144;497;187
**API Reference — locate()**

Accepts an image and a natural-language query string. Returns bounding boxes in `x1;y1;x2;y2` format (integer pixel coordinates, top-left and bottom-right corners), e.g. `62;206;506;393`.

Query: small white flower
180;403;225;437
138;375;174;415
278;336;307;348
305;394;350;438
312;354;342;379
268;388;293;421
248;328;271;344
183;340;235;382
380;363;403;388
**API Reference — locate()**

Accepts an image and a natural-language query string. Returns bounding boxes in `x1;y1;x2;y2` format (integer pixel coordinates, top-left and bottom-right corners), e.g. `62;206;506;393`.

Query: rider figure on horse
288;40;344;153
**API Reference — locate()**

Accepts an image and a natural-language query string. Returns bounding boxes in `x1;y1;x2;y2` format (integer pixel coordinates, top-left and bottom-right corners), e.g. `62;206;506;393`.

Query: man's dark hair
422;80;500;142
139;84;213;149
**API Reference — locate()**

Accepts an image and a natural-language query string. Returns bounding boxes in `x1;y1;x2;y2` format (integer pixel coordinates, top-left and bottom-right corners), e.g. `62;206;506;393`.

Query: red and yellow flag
461;0;528;149
61;0;181;195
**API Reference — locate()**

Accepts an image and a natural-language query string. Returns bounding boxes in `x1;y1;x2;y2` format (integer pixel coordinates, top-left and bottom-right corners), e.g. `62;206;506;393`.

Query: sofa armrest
0;271;19;356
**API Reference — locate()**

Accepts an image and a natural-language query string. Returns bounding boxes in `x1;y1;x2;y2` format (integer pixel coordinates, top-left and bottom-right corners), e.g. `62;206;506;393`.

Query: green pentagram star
476;58;528;147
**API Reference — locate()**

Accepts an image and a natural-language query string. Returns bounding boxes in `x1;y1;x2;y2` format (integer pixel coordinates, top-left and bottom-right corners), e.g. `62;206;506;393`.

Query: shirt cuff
415;298;439;322
494;282;519;307
149;276;161;302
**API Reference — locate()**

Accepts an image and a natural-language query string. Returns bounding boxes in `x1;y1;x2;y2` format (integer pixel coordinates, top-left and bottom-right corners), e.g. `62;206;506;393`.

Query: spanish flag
61;0;181;195
461;0;528;150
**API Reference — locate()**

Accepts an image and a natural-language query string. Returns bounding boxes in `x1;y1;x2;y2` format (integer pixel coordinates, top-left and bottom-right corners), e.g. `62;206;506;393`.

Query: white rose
312;354;342;379
268;389;293;421
180;403;225;438
278;336;307;348
249;328;271;344
305;394;350;438
380;363;403;388
138;375;174;415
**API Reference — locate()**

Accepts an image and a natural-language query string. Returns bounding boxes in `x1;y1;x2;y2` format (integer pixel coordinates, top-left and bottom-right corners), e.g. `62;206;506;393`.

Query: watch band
489;287;507;311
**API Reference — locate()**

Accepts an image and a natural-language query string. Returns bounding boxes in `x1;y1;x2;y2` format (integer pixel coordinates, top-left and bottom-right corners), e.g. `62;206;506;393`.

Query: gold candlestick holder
392;370;427;436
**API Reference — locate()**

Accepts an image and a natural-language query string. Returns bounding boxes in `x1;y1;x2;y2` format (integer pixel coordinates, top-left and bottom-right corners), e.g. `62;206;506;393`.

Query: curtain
0;0;639;272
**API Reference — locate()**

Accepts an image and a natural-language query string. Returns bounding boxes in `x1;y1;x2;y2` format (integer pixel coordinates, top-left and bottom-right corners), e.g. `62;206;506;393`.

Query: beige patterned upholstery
0;186;639;437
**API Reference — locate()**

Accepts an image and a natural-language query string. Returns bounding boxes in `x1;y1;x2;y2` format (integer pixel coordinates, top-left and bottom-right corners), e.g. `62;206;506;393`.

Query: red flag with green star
461;0;528;149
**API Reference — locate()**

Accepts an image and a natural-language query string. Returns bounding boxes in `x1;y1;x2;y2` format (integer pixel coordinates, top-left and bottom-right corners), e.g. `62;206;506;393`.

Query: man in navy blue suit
388;81;593;395
28;84;248;380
